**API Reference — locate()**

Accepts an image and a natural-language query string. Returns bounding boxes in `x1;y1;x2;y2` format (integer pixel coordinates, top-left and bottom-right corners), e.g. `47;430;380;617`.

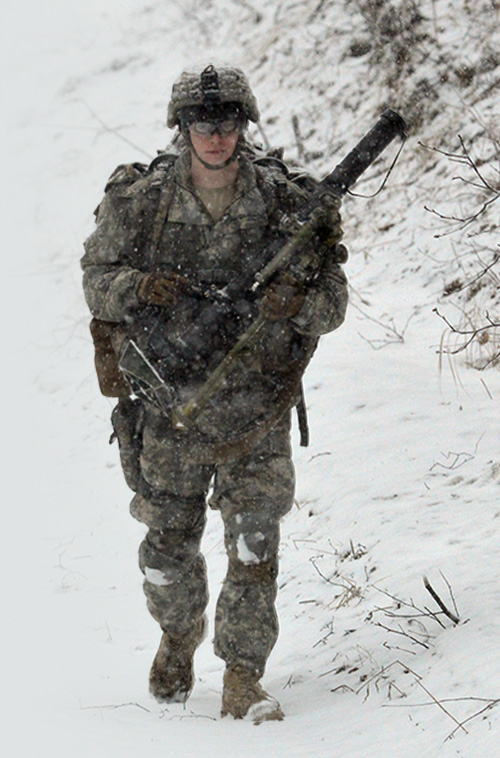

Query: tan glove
137;271;190;307
260;276;305;321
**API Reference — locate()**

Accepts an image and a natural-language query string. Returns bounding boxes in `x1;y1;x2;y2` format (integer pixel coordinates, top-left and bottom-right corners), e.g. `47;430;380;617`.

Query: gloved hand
137;271;190;307
260;276;305;321
311;194;348;263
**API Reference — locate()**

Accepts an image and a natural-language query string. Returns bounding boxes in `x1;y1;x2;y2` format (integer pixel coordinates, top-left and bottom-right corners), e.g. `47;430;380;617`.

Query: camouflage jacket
81;149;348;455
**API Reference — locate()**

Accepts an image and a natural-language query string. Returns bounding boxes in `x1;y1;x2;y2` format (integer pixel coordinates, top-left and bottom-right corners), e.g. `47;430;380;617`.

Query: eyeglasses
188;118;241;136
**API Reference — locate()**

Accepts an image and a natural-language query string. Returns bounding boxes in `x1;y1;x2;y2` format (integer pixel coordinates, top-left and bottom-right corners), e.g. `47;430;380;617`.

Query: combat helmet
167;63;260;128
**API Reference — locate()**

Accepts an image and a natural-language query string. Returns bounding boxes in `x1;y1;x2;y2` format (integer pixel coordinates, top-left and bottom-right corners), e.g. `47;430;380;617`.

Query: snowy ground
4;1;499;756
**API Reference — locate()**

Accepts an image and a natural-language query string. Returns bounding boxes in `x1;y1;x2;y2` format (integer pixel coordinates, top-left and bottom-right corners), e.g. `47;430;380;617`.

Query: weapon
171;109;408;429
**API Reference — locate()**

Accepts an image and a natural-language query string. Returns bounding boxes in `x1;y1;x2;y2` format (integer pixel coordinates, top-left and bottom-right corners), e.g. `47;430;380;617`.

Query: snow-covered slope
4;1;499;756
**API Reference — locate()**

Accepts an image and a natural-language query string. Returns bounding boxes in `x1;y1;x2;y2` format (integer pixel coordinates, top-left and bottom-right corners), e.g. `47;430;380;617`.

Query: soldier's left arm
274;173;349;336
290;253;349;336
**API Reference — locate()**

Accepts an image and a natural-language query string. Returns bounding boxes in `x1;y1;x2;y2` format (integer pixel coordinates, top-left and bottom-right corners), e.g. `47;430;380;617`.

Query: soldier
81;63;348;723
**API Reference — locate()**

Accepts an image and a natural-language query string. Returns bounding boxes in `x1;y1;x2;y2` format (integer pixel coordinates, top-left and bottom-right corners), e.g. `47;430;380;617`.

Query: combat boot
221;665;284;724
149;616;206;703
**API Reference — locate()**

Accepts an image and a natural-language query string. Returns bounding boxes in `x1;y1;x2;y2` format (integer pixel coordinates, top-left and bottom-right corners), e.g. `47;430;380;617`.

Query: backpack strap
134;153;178;269
146;179;177;267
296;383;309;447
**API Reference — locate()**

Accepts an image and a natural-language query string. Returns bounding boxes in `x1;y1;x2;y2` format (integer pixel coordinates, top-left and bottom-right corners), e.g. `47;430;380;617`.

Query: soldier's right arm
81;166;150;323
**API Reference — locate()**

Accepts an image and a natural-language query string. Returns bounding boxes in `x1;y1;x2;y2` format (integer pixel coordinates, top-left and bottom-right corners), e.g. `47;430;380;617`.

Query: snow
144;568;172;588
4;1;499;756
236;534;262;565
246;696;282;724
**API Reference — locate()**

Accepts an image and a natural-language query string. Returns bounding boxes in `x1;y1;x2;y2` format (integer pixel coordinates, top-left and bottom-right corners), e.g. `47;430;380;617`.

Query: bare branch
433;307;500;357
423;576;460;625
443;254;500;296
352;303;417;349
421;137;500;236
373;621;430;649
81;100;153;159
458;135;499;194
439;571;460;618
80;701;152;713
356;661;468;734
292;114;306;163
445;698;500;741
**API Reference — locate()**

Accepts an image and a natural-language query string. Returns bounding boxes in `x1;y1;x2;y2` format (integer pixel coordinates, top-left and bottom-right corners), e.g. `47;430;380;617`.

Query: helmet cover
167;64;260;128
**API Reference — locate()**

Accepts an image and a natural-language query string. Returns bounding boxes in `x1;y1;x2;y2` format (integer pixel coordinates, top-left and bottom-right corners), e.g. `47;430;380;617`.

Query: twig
423;576;460;625
429;432;485;472
358;661;468;734
352;303;416;349
309;557;363;608
383;641;417;656
439;571;460;619
443;254;500;295
424;196;499;235
479;377;494;399
384;696;500;708
429;449;473;471
313;619;335;647
445;698;500;741
82;100;153;159
433;308;500;355
457;135;499;194
168;711;218;721
420;137;500;237
481;350;500;370
330;684;355;693
292;114;306;163
373;622;430;650
372;586;446;628
308;451;332;461
376;605;445;629
80;701;151;713
309;557;337;585
423;606;447;630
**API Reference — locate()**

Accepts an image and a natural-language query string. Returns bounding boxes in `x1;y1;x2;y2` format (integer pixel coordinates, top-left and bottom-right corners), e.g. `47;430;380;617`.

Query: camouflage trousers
129;406;295;677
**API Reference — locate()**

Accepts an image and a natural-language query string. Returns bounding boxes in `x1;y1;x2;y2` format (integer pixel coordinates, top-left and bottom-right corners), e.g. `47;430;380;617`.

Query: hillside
4;1;499;756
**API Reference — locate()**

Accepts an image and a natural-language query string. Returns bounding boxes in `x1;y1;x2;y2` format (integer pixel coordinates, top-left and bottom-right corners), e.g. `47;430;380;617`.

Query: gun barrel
322;109;407;196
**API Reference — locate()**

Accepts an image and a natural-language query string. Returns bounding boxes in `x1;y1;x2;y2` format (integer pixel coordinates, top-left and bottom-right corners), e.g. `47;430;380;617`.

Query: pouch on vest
89;317;130;398
110;397;145;491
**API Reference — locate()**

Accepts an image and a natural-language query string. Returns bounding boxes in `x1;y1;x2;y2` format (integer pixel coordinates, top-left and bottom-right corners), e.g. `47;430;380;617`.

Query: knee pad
224;511;280;566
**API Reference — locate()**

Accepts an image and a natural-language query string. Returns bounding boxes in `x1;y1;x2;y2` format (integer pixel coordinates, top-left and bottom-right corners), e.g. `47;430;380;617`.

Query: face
189;126;240;167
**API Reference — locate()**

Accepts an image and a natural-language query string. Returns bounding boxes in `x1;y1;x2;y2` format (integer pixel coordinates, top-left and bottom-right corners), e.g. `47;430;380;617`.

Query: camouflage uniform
81;146;348;677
